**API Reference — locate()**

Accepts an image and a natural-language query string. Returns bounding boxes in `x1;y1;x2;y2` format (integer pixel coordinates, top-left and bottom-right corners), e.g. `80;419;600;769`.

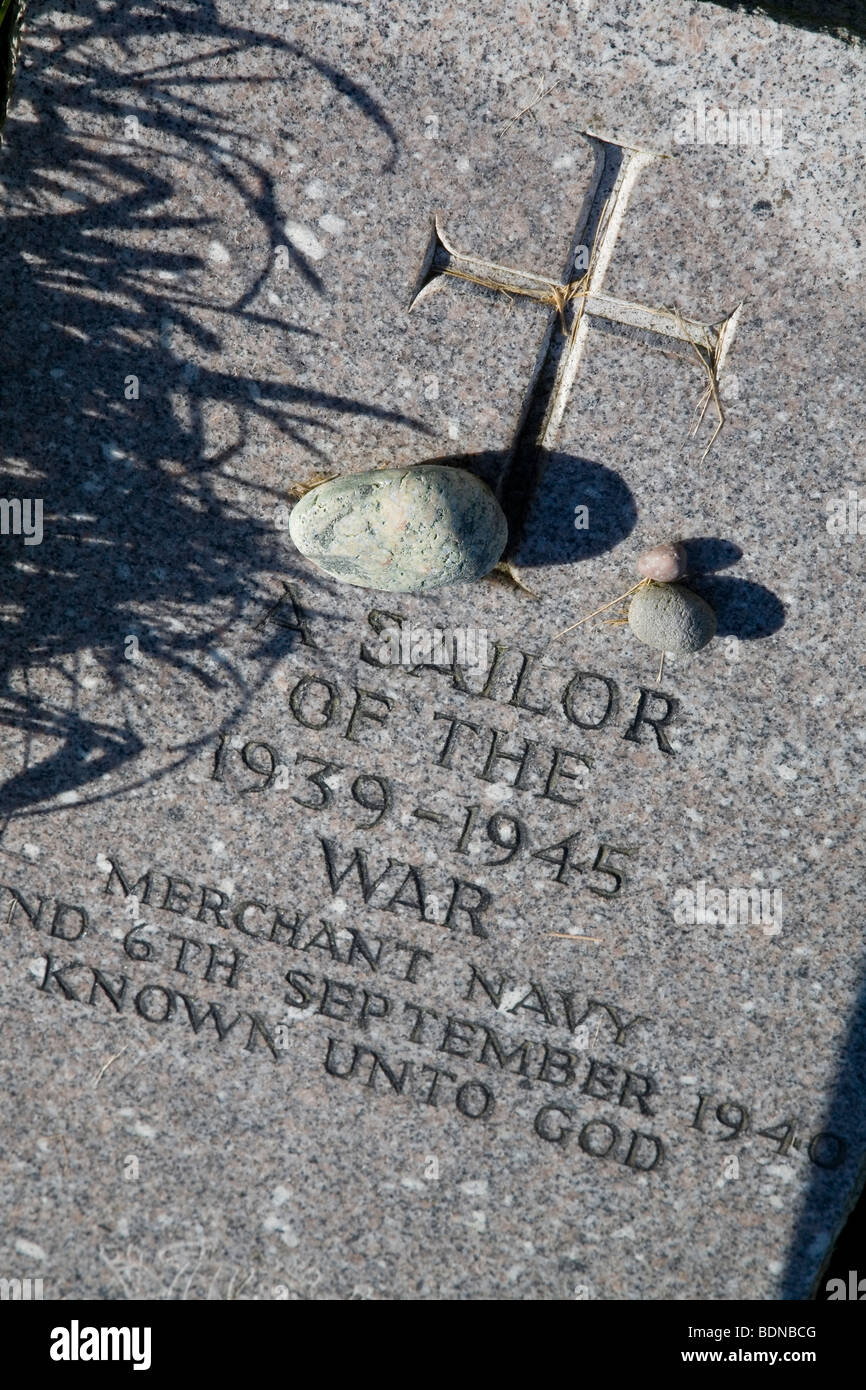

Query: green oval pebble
628;582;717;654
288;464;508;592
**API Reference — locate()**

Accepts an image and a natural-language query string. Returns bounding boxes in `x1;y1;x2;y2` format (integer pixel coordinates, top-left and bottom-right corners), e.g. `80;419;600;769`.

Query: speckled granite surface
0;0;863;1300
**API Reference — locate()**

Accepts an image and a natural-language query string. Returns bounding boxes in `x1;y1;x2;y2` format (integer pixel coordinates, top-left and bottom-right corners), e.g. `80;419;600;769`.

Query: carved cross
409;133;742;553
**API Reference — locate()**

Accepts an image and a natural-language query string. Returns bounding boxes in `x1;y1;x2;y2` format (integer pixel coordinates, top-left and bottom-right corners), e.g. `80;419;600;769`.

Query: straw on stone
439;193;612;340
497;76;562;137
93;1043;129;1087
548;933;601;942
550;578;648;641
671;305;726;462
287;471;339;500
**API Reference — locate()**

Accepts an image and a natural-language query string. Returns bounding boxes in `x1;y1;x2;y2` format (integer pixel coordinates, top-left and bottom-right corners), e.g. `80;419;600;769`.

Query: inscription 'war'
319;839;492;937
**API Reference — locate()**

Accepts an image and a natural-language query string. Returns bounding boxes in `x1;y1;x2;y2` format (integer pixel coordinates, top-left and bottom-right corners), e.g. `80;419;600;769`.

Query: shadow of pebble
691;575;785;640
404;450;637;569
697;0;866;45
683;537;743;573
514;452;637;568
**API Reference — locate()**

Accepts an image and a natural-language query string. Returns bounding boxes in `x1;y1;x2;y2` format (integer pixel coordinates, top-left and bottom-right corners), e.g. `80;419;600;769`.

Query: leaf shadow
0;0;419;820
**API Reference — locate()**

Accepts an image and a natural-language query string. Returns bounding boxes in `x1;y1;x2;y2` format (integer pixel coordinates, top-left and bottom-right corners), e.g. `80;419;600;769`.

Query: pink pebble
636;541;687;583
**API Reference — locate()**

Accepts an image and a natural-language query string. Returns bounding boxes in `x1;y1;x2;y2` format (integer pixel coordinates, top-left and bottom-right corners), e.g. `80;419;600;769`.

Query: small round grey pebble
628;582;717;654
636;540;687;583
288;464;508;592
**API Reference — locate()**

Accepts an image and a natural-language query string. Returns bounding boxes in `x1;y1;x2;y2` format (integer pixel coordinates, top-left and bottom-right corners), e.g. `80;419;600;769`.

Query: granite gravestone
0;0;863;1300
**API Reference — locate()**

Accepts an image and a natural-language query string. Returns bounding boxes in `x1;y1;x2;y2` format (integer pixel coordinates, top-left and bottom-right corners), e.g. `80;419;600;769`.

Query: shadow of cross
409;132;743;559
